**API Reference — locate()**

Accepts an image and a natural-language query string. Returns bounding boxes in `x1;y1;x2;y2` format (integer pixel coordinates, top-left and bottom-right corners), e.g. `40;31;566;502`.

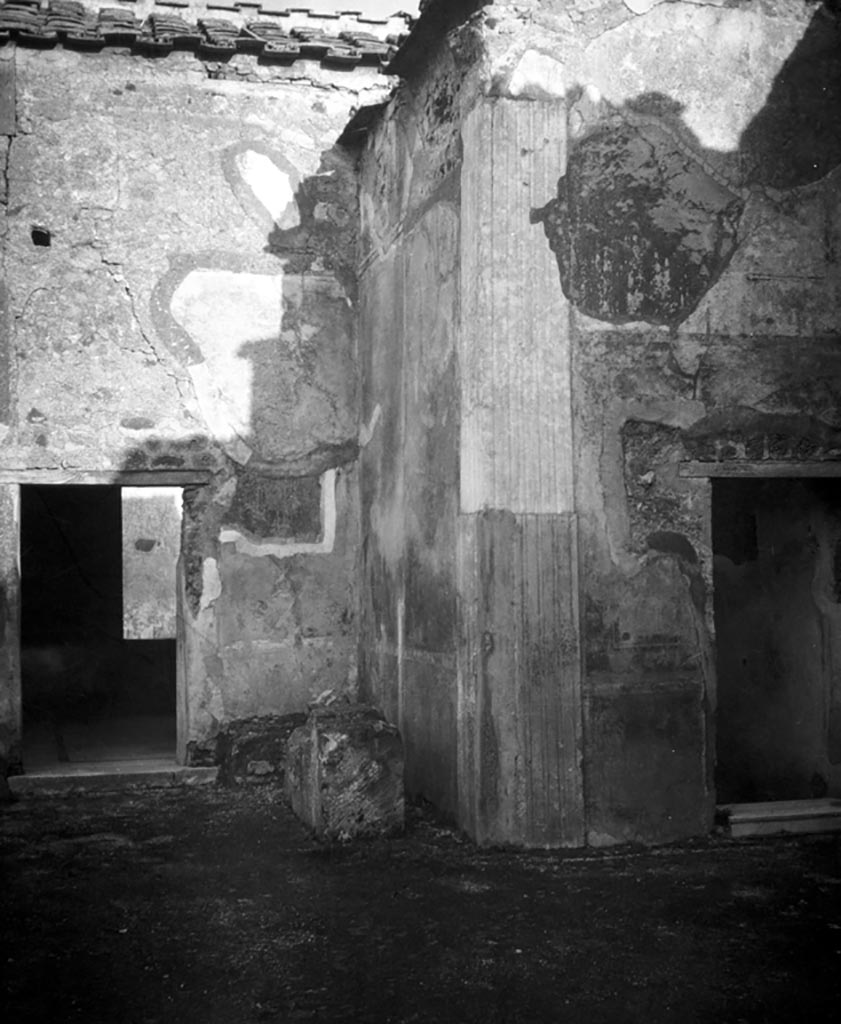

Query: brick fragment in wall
532;118;744;327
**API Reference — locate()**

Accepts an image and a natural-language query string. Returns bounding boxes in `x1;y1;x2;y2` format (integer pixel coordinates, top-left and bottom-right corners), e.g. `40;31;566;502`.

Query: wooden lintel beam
0;470;212;486
680;461;841;479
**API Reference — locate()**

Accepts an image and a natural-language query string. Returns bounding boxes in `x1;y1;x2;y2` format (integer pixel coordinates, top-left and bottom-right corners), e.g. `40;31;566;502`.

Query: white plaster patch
506;50;566;100
219;469;337;558
234;149;299;227
211;477;238;508
187;363;253;465
200;557;222;611
172;269;284;449
575;4;810;152
359;403;382;447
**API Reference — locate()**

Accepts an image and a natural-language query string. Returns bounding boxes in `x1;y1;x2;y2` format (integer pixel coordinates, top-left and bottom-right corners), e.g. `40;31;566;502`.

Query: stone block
284;705;404;840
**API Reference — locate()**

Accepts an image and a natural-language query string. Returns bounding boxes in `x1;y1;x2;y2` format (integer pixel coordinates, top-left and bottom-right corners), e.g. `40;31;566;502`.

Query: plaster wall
500;0;841;842
0;43;383;768
363;0;841;846
358;40;467;817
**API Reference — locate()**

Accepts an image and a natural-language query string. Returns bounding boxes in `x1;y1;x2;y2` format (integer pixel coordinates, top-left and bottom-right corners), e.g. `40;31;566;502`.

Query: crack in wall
0;136;10;213
98;254;189;404
13;286;49;324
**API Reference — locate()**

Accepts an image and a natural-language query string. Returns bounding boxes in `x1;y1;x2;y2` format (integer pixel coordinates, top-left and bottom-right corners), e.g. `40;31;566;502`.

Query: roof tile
0;0;412;67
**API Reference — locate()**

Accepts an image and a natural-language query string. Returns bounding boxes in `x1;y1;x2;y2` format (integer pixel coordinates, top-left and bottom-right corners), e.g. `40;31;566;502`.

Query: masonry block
284;705;404;840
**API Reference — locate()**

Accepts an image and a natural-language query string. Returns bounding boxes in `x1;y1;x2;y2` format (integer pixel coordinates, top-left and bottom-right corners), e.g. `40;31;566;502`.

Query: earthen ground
2;787;840;1023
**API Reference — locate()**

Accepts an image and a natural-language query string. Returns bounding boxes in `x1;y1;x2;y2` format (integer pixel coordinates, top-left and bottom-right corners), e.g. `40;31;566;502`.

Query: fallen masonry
284;702;404;841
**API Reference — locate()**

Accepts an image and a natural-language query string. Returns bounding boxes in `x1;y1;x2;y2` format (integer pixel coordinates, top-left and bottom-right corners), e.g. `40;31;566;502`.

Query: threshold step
9;763;218;795
720;798;841;838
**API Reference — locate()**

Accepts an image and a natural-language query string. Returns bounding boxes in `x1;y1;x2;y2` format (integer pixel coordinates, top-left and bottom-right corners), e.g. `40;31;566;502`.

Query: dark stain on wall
478;682;500;824
404;541;456;652
585;686;707;843
224;470;321;542
531;111;743;327
831;707;841;764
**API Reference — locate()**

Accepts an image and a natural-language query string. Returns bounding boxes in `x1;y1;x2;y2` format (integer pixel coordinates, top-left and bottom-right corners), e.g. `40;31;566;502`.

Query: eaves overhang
0;0;415;69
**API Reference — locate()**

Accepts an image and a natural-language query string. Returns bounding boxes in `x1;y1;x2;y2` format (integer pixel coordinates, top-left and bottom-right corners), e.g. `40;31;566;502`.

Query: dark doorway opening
713;477;841;805
20;485;176;770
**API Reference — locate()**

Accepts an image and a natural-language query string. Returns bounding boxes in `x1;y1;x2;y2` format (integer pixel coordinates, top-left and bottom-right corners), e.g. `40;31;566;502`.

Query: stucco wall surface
358;40;470;817
506;0;841;842
361;0;841;847
0;45;385;765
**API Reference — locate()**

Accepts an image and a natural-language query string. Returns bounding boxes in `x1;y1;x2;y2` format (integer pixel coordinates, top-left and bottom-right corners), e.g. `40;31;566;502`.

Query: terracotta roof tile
0;0;412;64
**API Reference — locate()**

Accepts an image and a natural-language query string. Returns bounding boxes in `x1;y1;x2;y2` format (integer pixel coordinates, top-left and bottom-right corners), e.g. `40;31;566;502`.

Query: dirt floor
1;786;840;1024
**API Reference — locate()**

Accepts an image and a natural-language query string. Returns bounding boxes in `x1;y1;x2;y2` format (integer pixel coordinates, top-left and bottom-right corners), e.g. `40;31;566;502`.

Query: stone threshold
719;798;841;838
9;761;218;795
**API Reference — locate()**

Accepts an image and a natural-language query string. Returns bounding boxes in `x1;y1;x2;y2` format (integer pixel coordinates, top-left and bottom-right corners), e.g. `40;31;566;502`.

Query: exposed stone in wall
621;420;702;564
2;45;381;473
359;28;475;263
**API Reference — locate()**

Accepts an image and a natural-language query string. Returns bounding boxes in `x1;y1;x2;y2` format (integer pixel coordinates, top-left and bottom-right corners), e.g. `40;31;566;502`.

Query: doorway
20;485;178;771
713;477;841;804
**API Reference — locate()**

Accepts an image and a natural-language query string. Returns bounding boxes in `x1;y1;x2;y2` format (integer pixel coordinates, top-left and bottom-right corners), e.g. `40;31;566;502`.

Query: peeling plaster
506;50;566;100
359;403;382;448
199;557;222;612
